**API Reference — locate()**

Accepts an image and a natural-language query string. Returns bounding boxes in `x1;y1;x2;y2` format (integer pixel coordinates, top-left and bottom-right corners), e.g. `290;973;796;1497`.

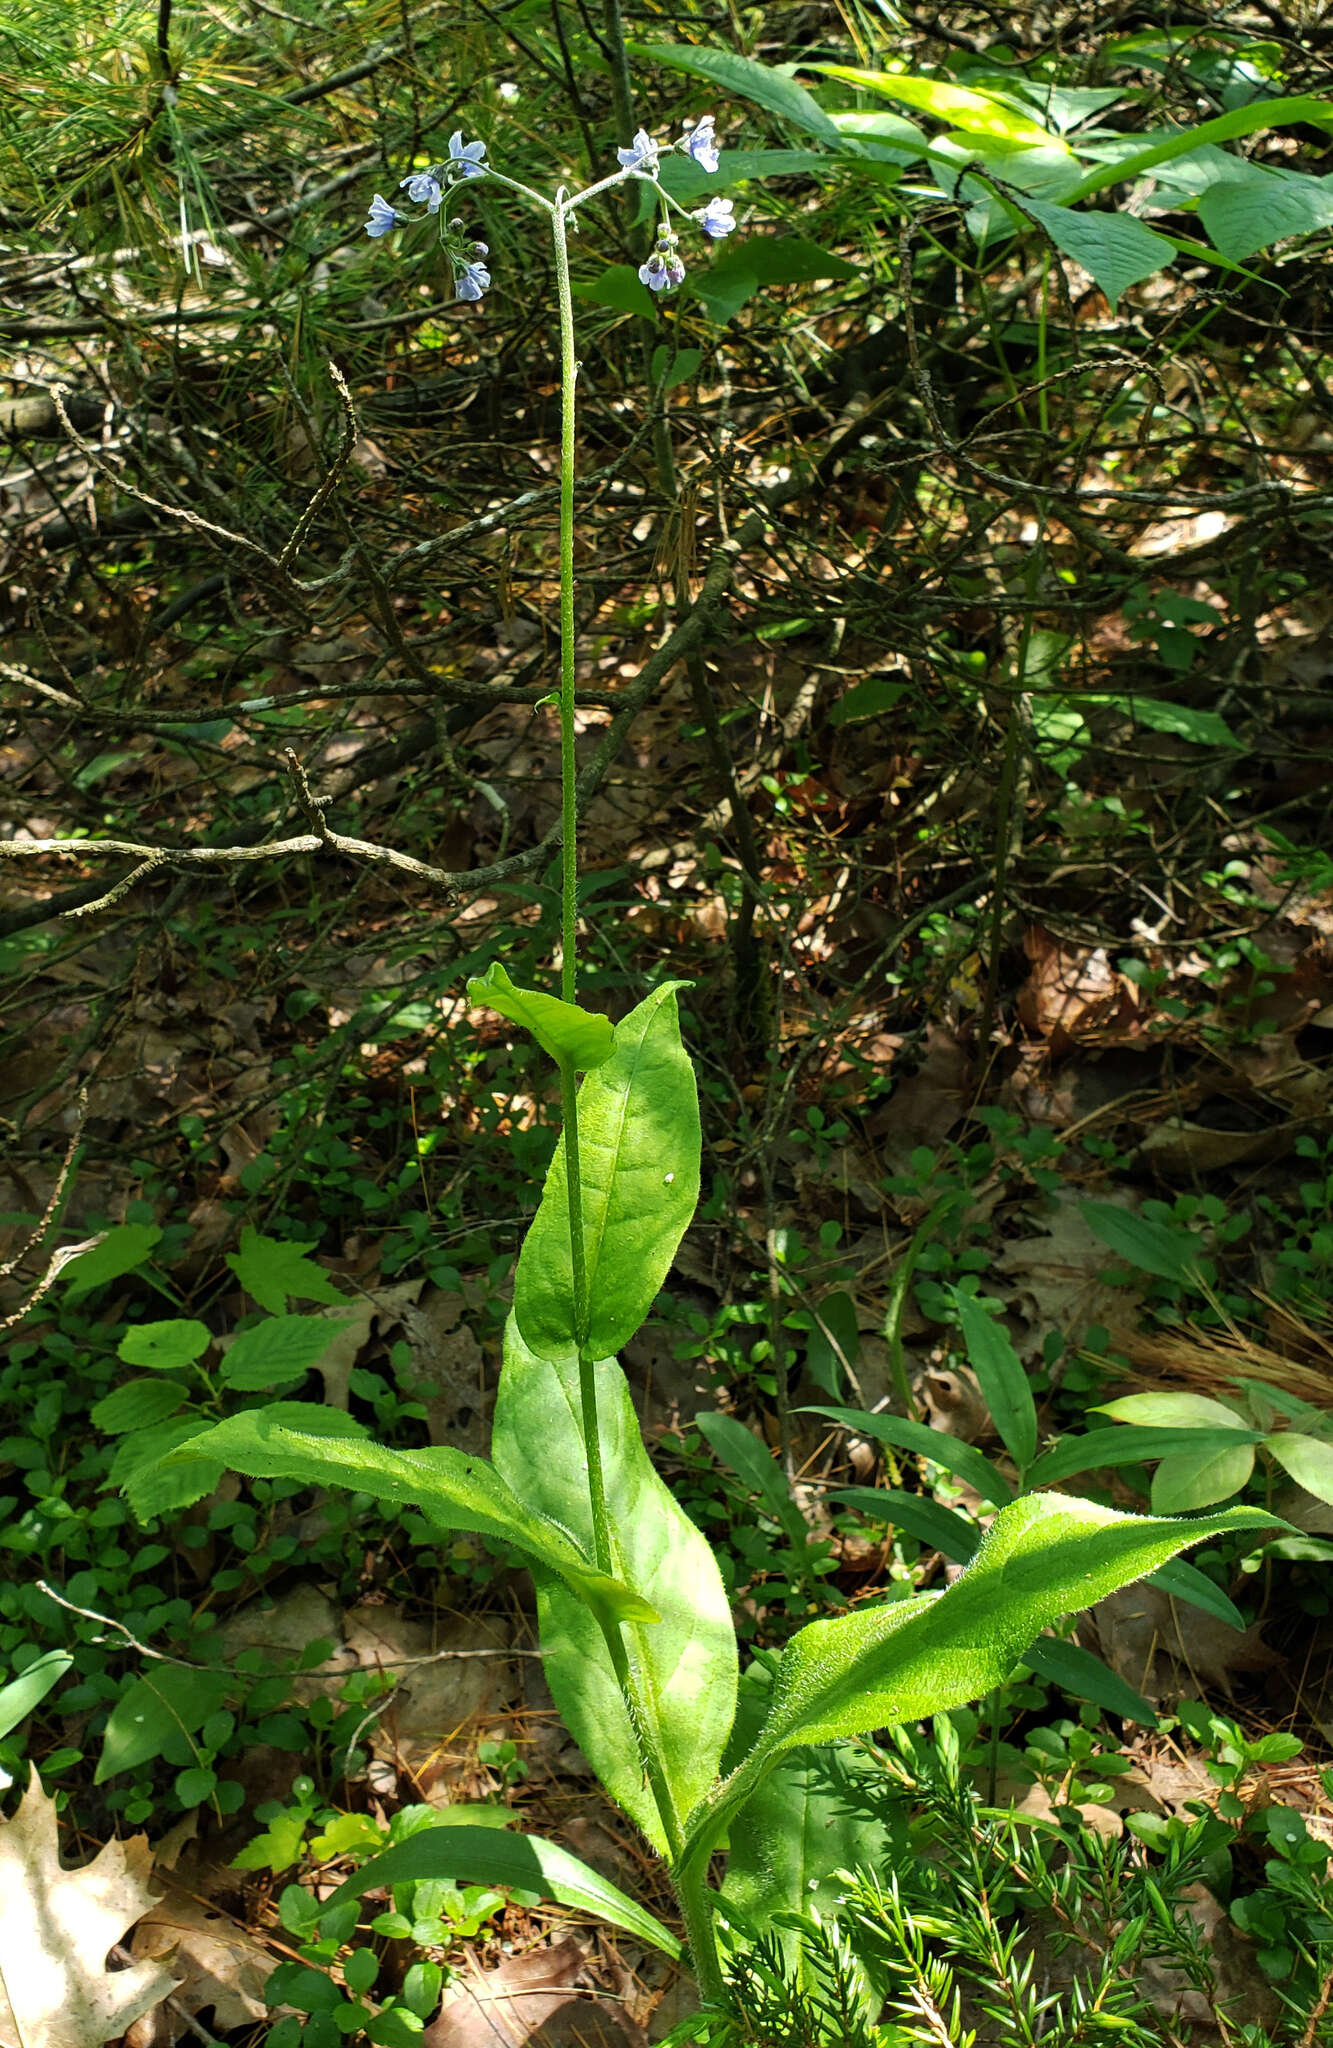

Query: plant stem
672;1858;729;2008
552;204;579;1012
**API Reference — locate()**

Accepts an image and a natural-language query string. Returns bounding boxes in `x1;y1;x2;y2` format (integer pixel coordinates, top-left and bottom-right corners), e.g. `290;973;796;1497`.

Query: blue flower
680;115;720;171
365;193;398;238
448;130;488;179
617;128;659;172
400;169;443;211
695;195;736;238
639;250;685;292
455;259;491;301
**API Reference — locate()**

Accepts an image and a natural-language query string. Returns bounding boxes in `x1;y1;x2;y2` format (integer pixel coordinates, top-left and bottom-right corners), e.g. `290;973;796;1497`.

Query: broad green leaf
60;1224;162;1300
949;1290;1038;1470
805;1289;860;1396
833;1486;980;1563
1091;695;1240;748
655;148;834;206
1096;1392;1249;1430
118;1320;211;1370
1061;96;1333;207
1148;1558;1245;1631
512;982;700;1361
1263;1433;1333;1505
828;108;932;158
226;1228;348;1314
1026;1425;1264;1490
466;961;614;1071
110;1417;226;1522
692;236;859;323
1079;1201;1199;1282
807;1406;1014;1506
1019;196;1177;309
218;1314;352;1392
651;345;703;392
827;677;909;726
680;1493;1280;1875
629;41;846;147
91;1378;189;1435
96;1665;232;1783
1199;167;1333;259
573;263;657;317
809;64;1058;147
493;1323;736;1851
0;1651;72;1742
168;1406;657;1628
326;1826;680;1959
1150;1443;1256;1513
1023;1636;1156;1726
696;1410;809;1549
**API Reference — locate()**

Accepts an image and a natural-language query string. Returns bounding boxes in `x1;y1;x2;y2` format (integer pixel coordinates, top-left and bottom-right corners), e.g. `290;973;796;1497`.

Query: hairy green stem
553;205;579;1011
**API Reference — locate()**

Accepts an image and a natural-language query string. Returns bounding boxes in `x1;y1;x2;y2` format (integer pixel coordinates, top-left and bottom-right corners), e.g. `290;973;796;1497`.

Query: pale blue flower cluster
364;131;492;302
623;113;735;295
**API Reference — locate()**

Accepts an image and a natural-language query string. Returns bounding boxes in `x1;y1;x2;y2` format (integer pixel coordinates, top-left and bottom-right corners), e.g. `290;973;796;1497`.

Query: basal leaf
326;1826;681;1958
168;1407;657;1628
467;960;614;1071
512;982;700;1361
493;1323;737;1850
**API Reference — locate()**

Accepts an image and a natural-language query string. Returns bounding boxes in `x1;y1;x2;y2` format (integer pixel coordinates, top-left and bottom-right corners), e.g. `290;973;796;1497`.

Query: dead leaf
1085;1584;1275;1702
0;1769;176;2048
426;1940;646;2048
125;1883;273;2048
341;1603;516;1799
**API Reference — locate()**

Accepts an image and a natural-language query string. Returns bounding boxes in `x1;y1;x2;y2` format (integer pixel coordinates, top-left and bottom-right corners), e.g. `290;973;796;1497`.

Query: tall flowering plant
164;104;1282;2030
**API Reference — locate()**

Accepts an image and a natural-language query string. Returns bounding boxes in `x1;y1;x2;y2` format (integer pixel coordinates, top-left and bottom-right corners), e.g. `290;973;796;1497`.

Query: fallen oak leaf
0;1769;176;2048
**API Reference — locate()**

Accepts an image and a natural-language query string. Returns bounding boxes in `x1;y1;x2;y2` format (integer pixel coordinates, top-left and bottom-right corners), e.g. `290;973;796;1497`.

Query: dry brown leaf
426;1939;646;2048
0;1770;176;2048
125;1883;273;2048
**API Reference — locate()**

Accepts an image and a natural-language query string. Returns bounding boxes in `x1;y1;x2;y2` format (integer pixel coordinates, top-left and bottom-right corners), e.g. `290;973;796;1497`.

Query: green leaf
827;676;909;725
696;1410;809;1549
91;1378;189;1434
169;1406;658;1629
805;1289;860;1396
1091;695;1240;748
1148;1558;1245;1631
218;1314;353;1392
833;1487;979;1563
0;1651;73;1742
1079;1202;1200;1282
1018;196;1177;309
949;1290;1038;1470
226;1228;348;1314
1096;1392;1249;1430
680;1493;1280;1874
651;345;703;391
808;64;1059;147
1199;166;1333;260
1061;96;1333;208
1026;1425;1264;1490
692;236;859;323
325;1827;681;1959
1150;1443;1257;1513
466;961;615;1071
96;1664;232;1783
628;42;846;147
61;1224;162;1300
1022;1636;1156;1726
118;1320;211;1370
1263;1432;1333;1504
807;1406;1014;1506
493;1322;736;1851
110;1417;226;1522
512;982;700;1361
572;263;659;318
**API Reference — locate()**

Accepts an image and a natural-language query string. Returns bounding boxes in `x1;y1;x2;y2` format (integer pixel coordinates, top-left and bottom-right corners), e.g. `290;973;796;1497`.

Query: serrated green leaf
680;1493;1281;1877
1150;1442;1256;1512
226;1228;348;1314
1264;1432;1333;1505
111;1417;226;1522
326;1827;680;1958
96;1664;232;1783
950;1290;1038;1470
169;1407;658;1629
91;1378;189;1434
512;982;700;1360
494;1322;736;1851
807;1406;1014;1506
0;1651;73;1743
628;41;845;147
218;1314;352;1392
61;1224;162;1300
118;1320;211;1370
467;961;614;1070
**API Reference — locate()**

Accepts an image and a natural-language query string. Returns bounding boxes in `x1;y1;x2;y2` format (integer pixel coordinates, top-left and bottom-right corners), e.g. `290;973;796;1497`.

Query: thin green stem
552;206;579;1010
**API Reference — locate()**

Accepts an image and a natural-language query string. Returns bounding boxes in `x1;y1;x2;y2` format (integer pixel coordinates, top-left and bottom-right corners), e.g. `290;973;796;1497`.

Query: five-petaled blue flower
639;250;685;292
617;128;659;172
449;131;488;179
455;259;492;301
365;193;398;237
680;116;720;172
400;169;443;211
695;196;735;238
